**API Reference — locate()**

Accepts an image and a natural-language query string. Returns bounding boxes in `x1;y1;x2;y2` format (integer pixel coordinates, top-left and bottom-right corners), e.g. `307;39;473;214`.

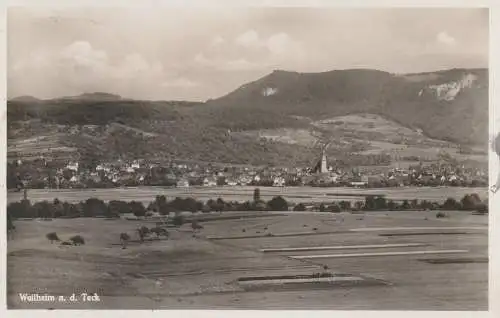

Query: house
90;174;102;184
176;179;190;188
273;176;285;187
66;162;79;172
131;161;141;169
238;175;252;186
126;166;135;173
203;177;217;187
350;181;367;188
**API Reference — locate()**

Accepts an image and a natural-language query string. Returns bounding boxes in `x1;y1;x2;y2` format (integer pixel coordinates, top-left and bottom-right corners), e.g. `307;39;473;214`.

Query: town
7;152;488;190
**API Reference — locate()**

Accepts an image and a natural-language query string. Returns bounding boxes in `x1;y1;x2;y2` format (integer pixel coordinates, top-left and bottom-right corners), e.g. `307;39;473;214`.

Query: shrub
339;201;351;211
83;198;107;217
69;235;85;245
436;211;449;218
319;204;326;212
136;226;150;242
364;196;376;210
129;201;147;217
46;232;60;243
108;200;131;217
460;194;482;211
326;202;341;213
33;201;54;219
267;196;288;211
293;203;306;211
442;198;461;210
374;196;387;210
7;201;33;219
476;203;488;214
120;232;131;241
201;204;211;213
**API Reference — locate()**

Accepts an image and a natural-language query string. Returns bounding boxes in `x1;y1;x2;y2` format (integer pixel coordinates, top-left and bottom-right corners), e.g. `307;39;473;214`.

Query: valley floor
7;209;488;310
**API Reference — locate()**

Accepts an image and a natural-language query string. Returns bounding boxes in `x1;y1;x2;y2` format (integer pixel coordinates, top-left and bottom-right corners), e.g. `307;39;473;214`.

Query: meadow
7;209;488;310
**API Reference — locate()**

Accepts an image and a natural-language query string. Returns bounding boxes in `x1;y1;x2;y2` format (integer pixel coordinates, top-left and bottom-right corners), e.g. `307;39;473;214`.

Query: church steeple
320;148;328;173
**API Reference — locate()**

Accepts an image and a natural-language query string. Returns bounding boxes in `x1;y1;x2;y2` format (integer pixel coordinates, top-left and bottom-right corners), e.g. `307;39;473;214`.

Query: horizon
7;7;488;101
8;66;489;102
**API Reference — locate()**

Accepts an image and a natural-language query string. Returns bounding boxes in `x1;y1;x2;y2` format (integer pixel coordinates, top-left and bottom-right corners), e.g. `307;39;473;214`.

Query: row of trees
293;193;487;213
7;189;486;221
6;194;290;220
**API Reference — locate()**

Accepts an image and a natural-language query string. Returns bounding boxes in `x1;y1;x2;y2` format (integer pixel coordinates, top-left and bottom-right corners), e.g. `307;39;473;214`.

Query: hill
198;68;487;146
7;68;488;167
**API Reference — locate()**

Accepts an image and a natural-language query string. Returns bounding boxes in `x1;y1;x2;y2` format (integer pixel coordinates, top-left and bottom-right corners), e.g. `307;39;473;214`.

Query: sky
7;7;489;101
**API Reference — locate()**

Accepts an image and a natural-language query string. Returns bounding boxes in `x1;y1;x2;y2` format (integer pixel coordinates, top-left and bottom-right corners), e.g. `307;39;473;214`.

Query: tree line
6;191;289;220
7;189;486;221
294;193;487;213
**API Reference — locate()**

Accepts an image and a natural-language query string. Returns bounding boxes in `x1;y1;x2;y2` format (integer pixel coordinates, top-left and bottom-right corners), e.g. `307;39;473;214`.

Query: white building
203;177;217;187
177;179;190;188
273;176;285;187
126;167;135;173
66;162;79;172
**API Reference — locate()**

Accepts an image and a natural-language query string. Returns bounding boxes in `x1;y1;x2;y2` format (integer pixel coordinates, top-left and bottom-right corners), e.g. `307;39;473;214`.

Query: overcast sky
7;7;489;101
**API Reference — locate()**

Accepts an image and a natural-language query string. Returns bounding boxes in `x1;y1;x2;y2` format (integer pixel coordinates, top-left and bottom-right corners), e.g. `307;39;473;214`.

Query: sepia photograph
5;5;490;311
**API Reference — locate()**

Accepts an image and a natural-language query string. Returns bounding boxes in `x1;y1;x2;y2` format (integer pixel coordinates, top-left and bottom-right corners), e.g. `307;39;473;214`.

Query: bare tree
120;232;130;249
46;232;60;244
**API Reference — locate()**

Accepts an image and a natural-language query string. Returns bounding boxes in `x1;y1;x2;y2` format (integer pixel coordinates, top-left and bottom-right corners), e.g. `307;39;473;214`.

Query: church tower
320;148;328;173
313;147;329;174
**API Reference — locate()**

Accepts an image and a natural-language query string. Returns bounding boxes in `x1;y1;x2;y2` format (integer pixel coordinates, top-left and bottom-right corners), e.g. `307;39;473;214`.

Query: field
234;113;487;163
7;208;488;310
7;186;488;206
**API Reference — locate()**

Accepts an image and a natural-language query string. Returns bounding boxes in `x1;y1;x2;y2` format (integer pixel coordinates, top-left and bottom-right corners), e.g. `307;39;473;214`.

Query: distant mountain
9;95;41;103
7;68;488;167
199;68;488;146
57;92;123;101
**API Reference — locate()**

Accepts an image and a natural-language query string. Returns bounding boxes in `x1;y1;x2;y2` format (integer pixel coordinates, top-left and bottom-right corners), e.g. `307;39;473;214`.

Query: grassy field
7;186;488;205
236;113;487;163
7;209;488;310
